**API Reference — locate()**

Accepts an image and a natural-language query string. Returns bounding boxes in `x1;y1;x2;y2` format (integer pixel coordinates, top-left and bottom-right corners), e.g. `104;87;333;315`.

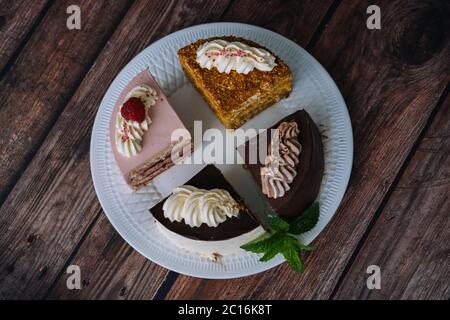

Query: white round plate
90;23;353;279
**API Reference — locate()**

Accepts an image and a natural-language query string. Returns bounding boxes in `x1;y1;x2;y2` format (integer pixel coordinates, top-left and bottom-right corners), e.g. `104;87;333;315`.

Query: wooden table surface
0;0;448;300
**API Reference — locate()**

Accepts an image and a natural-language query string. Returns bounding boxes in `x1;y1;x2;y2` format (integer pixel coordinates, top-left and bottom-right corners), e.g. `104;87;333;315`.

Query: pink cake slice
109;69;192;189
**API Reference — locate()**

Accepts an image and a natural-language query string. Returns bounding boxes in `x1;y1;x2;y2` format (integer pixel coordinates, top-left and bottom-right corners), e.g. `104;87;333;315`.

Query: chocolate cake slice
151;165;260;241
243;110;324;221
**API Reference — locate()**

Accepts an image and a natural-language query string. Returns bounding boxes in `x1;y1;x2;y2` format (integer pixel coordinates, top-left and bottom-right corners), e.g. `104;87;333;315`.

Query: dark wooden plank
334;93;449;300
47;211;169;299
0;0;231;300
217;0;334;45
0;0;49;72
165;0;450;299
0;0;131;204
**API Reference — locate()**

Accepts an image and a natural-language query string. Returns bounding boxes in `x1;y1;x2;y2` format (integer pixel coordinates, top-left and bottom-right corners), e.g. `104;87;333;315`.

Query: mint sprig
289;202;320;235
240;202;320;273
266;215;290;232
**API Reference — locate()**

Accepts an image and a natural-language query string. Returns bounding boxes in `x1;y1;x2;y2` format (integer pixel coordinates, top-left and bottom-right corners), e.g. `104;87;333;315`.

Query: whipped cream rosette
196;39;276;74
115;85;158;157
163;185;240;228
261;121;302;199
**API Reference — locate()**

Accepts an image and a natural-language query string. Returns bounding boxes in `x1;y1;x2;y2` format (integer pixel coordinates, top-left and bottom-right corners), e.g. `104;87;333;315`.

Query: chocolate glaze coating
244;110;324;222
150;165;260;241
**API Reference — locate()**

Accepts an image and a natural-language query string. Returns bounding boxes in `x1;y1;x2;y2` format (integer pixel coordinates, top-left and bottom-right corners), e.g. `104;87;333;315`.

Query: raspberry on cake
110;69;193;189
115;84;157;157
178;36;293;129
121;97;146;123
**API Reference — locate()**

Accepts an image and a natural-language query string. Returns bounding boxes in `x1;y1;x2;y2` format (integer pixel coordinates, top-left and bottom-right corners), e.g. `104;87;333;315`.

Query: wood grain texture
45;0;335;300
0;0;232;300
218;0;335;45
47;211;169;299
0;0;49;72
0;0;131;204
165;0;450;299
0;0;131;300
334;94;450;300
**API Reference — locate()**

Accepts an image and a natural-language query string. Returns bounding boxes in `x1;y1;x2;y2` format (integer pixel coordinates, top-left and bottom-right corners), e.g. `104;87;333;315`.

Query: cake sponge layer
178;36;292;129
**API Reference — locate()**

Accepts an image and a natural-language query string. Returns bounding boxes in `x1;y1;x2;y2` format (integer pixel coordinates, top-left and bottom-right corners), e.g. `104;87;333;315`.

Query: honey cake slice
178;36;292;129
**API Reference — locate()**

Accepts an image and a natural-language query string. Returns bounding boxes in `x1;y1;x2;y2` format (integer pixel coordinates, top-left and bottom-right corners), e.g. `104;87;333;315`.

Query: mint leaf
259;241;283;262
294;242;314;252
288;202;320;235
240;232;283;253
267;215;290;232
284;234;313;250
281;243;304;273
241;202;320;273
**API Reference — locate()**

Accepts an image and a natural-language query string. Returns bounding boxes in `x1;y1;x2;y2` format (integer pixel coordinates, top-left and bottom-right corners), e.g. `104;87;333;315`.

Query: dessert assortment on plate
110;37;324;272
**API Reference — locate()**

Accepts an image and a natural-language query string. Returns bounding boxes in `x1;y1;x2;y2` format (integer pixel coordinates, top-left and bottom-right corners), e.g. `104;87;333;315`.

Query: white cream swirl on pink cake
196;39;276;74
115;85;158;157
261;121;302;199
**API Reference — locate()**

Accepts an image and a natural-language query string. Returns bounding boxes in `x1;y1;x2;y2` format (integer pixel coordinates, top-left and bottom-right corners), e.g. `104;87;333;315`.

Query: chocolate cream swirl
260;121;302;199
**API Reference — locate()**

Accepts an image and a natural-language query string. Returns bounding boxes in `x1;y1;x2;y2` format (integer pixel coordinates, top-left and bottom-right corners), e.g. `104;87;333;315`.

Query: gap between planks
13;0;140;298
329;82;450;299
0;0;53;79
306;0;342;51
0;0;135;208
43;206;103;299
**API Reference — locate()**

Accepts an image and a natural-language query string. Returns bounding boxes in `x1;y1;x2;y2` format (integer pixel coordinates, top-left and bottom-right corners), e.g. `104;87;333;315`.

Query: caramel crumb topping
178;36;293;129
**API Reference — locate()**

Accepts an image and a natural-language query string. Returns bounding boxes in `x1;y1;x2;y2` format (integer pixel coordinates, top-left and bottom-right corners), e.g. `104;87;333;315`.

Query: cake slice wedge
150;165;264;257
243;110;324;221
109;69;192;189
178;36;292;129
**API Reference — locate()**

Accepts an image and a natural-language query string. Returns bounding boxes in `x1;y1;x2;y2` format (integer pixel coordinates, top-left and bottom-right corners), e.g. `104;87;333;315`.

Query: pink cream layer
109;69;188;183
